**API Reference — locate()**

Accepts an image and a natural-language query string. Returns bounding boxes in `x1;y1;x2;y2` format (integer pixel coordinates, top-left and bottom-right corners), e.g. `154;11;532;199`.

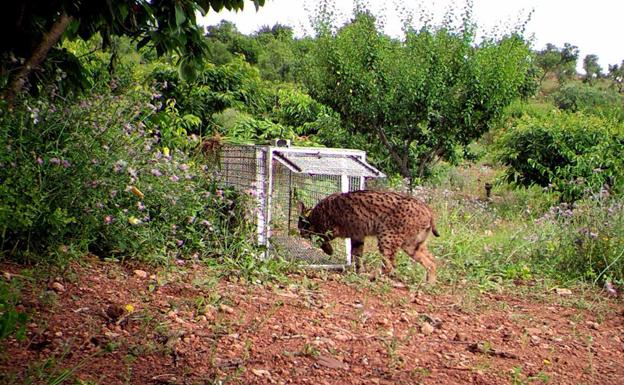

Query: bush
497;111;624;202
534;198;624;283
0;92;258;264
552;83;624;122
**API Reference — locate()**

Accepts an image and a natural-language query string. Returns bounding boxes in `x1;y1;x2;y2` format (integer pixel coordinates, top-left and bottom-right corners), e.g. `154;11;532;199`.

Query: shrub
497;111;624;202
0;92;258;264
552;83;624;122
534;198;624;283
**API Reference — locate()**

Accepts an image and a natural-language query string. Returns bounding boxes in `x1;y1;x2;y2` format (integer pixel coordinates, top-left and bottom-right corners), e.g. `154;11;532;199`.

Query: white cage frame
214;143;385;269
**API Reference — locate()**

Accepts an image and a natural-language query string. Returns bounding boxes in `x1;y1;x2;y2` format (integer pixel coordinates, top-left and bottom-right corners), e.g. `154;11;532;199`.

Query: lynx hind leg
377;233;401;276
403;236;437;284
350;238;365;272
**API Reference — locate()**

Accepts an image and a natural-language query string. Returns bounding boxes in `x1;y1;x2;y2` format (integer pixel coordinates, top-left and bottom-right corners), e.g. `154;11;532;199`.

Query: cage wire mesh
214;144;384;268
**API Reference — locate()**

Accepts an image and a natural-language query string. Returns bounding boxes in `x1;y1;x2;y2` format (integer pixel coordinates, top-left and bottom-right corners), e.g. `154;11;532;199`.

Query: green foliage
497;111;624;202
607;60;624;93
0;93;259;263
148;58;271;134
535;198;624;283
552;83;624;122
535;43;579;84
273;88;330;134
2;0;265;97
302;2;536;180
0;280;28;341
583;54;602;85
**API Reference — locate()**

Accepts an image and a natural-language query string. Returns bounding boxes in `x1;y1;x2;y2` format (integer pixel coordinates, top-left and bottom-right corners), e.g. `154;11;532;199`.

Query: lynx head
296;202;313;239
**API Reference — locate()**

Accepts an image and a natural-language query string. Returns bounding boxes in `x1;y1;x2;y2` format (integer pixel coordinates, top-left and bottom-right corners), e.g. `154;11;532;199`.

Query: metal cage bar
215;144;384;269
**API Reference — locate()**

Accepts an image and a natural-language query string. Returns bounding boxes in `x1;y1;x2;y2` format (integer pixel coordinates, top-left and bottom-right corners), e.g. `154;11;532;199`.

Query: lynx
297;190;439;283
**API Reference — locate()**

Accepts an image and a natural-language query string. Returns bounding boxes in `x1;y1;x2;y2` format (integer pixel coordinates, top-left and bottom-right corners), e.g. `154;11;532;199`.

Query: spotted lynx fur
297;190;439;283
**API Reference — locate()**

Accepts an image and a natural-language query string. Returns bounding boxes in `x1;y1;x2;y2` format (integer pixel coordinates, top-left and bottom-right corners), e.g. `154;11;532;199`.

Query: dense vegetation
1;0;624;302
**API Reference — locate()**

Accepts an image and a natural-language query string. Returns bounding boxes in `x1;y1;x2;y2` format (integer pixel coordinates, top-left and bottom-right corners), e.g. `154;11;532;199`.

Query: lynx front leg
350;238;365;272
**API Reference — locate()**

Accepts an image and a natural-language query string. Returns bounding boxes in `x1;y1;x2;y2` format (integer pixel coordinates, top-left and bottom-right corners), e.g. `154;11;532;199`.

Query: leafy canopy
1;0;265;97
302;3;536;181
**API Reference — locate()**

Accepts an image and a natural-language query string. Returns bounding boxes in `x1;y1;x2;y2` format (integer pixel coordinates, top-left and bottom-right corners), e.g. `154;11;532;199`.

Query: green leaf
174;5;187;27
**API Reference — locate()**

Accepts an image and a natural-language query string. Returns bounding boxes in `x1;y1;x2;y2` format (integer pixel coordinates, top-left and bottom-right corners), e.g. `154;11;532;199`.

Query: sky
199;0;624;73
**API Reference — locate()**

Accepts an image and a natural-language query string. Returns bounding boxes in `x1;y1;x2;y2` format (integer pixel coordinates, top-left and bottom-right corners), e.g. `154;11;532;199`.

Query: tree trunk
4;12;73;107
375;127;411;177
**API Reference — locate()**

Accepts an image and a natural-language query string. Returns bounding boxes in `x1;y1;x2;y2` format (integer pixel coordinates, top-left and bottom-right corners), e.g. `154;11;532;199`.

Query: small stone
219;304;235;314
421;322;434;336
251;369;271;378
134;270;148;279
555;288;572;296
453;332;466;341
151;374;178;384
586;321;600;330
316;355;347;370
54;331;63;337
50;282;65;292
104;331;120;339
530;335;541;345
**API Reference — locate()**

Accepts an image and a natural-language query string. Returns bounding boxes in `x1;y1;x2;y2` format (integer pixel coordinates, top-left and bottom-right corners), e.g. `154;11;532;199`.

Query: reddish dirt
2;260;624;385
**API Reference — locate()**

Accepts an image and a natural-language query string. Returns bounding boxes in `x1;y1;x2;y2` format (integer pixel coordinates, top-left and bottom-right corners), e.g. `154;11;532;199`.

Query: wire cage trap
214;142;385;269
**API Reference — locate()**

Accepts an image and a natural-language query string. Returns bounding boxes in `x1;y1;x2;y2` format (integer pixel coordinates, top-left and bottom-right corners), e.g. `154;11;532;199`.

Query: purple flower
179;164;189;172
170;175;179;182
36;157;43;165
113;160;127;173
104;215;113;225
176;240;184;247
150;169;162;177
61;159;71;168
50;157;61;165
137;201;146;211
96;202;104;209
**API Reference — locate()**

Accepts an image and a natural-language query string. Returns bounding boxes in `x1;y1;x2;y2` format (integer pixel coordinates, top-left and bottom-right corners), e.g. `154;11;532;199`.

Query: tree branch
4;12;73;107
375;127;410;177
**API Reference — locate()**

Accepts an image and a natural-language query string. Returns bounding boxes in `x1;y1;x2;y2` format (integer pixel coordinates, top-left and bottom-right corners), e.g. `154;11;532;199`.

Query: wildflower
150;169;162;177
163;147;170;157
50;157;61;165
176;240;184;247
36;157;43;165
187;216;196;224
170;175;179;182
113;160;127;173
137;201;146;211
104;215;114;225
96;202;104;209
127;167;138;178
179;164;189;172
130;186;144;199
125;304;135;312
128;216;141;225
110;190;118;198
61;159;71;168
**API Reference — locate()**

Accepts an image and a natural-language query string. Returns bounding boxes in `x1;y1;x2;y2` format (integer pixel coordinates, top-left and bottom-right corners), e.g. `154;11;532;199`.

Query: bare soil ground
2;259;624;385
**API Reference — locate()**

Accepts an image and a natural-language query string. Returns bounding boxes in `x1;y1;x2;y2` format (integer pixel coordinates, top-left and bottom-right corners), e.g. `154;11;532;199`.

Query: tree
1;0;264;104
608;60;624;93
535;42;578;85
583;54;602;85
303;6;535;182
